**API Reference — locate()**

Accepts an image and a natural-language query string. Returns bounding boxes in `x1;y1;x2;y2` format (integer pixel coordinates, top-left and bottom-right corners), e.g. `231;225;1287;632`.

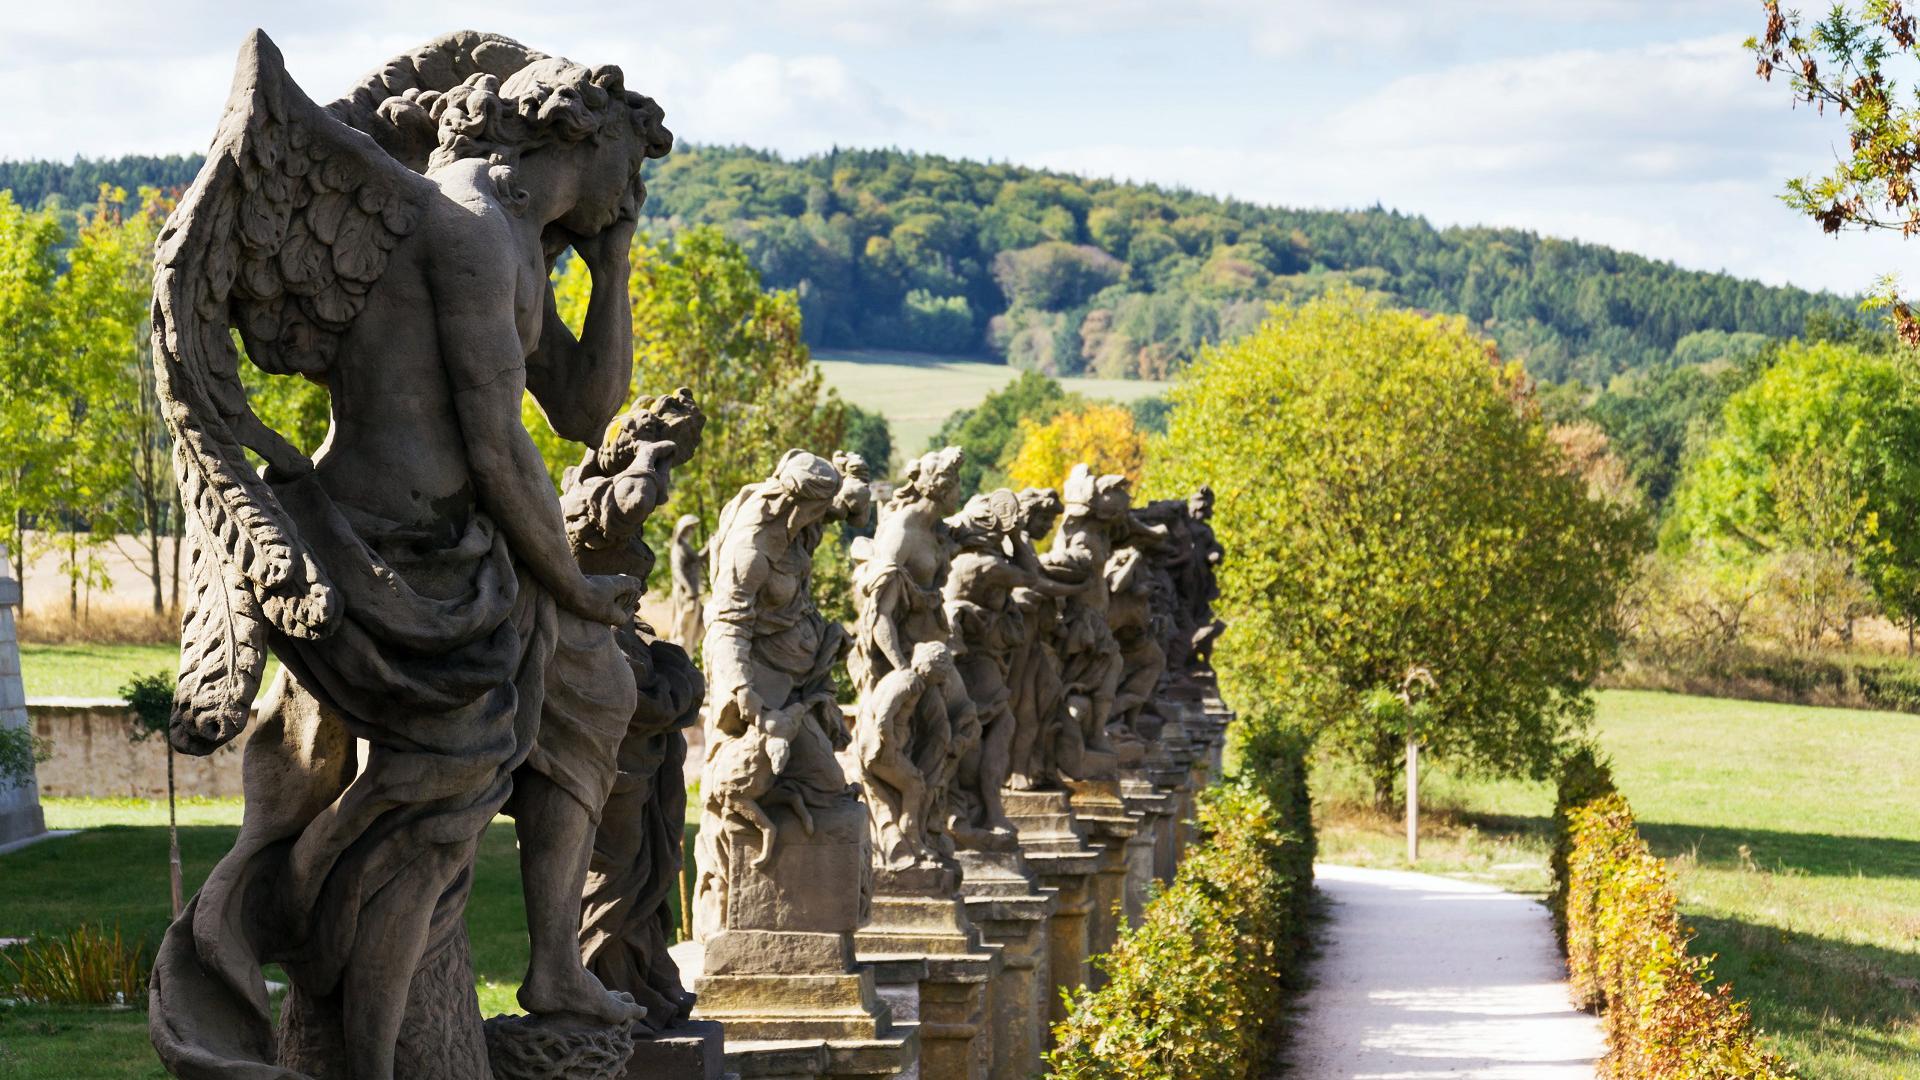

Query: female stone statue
846;447;977;866
1006;487;1068;790
667;514;706;651
695;450;871;936
943;489;1070;842
1040;465;1133;777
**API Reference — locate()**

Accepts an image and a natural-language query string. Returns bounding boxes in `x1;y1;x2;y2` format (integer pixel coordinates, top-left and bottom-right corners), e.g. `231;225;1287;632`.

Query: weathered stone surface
621;1018;729;1080
696;449;872;942
0;548;43;849
956;849;1055;1080
1002;789;1099;1033
147;29;676;1077
846;448;976;873
692;450;916;1077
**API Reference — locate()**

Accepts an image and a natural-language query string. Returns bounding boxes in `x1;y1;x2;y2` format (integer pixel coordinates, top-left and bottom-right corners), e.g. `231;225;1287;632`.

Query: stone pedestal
956;849;1055;1080
1116;777;1172;927
690;800;916;1080
1001;789;1099;1034
622;1020;732;1080
1064;780;1143;980
0;548;44;850
854;866;1000;1080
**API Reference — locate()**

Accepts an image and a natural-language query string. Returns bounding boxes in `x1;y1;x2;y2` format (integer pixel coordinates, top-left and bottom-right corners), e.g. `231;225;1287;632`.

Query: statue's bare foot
519;965;649;1028
1006;772;1038;791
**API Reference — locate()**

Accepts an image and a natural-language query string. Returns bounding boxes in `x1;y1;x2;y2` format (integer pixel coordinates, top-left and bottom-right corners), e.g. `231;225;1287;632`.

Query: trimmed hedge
1554;758;1795;1078
1046;728;1315;1080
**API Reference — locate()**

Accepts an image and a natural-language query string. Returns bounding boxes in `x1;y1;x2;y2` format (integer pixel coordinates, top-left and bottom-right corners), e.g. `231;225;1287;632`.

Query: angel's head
595;386;704;476
424;57;671;231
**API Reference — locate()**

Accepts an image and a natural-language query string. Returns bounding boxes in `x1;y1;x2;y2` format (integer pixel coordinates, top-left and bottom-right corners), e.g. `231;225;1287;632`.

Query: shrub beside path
1288;864;1603;1078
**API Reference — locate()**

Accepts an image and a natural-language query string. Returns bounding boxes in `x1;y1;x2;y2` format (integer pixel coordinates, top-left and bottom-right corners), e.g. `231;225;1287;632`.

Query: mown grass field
1314;688;1920;1080
813;348;1168;464
17;644;177;699
0;798;690;1078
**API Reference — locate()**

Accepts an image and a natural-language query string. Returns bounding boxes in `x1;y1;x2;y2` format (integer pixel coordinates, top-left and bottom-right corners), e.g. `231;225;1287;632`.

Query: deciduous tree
1149;289;1644;803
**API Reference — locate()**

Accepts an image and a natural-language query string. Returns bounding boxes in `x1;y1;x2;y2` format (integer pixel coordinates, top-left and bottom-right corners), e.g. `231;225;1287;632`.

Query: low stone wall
29;699;249;799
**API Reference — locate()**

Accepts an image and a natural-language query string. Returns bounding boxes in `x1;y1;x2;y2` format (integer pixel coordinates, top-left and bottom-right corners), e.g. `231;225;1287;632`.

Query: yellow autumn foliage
1005;402;1146;492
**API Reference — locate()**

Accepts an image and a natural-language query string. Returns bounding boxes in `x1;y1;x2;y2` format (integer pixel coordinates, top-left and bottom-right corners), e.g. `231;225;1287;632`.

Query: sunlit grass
1313;688;1920;1080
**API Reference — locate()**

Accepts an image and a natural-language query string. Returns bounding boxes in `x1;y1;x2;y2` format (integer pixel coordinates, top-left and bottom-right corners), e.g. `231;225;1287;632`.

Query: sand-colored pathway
1288;864;1604;1079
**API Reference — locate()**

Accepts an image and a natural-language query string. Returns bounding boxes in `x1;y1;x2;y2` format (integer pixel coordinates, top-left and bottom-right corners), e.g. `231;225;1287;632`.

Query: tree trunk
170;514;183;614
1405;736;1420;864
146;505;164;616
168;746;183;918
1366;732;1400;813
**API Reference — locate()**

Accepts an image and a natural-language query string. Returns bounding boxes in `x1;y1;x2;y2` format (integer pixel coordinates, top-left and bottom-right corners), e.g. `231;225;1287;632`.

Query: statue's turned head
597;386;703;472
769;450;844;533
831;451;875;530
672;513;701;545
1062;463;1132;522
950;489;1023;548
910;640;956;683
1189;485;1215;520
416;54;672;233
896;446;967;514
1016;487;1064;540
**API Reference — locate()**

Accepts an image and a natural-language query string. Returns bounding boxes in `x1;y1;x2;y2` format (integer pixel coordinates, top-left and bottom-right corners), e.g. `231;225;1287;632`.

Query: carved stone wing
153;29;434;754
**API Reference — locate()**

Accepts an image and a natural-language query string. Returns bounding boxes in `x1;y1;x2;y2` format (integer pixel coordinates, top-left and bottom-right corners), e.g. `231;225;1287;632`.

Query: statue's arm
434;253;632;624
526;220;637;446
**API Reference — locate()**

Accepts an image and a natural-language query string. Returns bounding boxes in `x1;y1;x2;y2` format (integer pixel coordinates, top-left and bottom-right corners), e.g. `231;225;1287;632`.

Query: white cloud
1029;31;1918;296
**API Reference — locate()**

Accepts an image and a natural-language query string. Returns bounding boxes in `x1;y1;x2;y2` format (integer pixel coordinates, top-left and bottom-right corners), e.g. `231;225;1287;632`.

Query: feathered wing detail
153;29;433;753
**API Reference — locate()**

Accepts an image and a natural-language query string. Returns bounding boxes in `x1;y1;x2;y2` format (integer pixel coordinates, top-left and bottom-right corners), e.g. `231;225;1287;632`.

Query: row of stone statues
146;29;1231;1080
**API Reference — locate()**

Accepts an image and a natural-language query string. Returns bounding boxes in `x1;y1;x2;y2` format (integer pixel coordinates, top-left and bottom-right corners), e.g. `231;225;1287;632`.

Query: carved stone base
483;1013;638;1080
623;1019;731;1080
1118;777;1175;922
856;891;1001;1080
676;940;918;1080
1001;789;1099;1035
957;849;1056;1080
1065;779;1144;977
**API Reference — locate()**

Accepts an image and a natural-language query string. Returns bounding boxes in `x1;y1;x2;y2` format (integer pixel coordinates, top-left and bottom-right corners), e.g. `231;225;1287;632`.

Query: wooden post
1405;736;1419;864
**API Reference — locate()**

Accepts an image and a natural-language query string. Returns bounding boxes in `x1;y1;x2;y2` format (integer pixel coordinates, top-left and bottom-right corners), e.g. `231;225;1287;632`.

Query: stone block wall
30;701;249;799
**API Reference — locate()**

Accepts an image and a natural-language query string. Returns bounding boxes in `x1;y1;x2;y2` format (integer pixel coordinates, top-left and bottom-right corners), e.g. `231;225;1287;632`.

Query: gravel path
1287;864;1604;1079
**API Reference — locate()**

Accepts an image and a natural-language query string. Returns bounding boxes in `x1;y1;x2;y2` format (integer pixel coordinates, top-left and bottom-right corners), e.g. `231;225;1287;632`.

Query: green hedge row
1553;752;1795;1079
1046;725;1315;1080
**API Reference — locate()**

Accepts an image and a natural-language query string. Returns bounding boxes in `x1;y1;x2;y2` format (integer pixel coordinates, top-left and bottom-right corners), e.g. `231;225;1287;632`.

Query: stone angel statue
147;29;670;1080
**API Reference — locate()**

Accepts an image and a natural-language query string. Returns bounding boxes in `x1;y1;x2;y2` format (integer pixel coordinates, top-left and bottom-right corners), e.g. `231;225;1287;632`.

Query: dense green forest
640;147;1860;383
0;148;1859;383
0;155;202;211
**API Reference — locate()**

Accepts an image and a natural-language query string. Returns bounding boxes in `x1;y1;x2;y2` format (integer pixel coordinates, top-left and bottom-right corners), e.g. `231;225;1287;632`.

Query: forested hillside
0;148;1858;383
0;155;201;210
640;147;1858;383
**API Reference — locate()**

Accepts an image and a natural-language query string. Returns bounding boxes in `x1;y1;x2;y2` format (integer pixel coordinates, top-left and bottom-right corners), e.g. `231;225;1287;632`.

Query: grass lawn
17;644;177;700
814;348;1168;465
1313;688;1920;1080
0;797;693;1077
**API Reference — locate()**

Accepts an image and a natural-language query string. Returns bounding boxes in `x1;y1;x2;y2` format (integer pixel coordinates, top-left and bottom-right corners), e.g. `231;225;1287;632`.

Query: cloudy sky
3;0;1907;296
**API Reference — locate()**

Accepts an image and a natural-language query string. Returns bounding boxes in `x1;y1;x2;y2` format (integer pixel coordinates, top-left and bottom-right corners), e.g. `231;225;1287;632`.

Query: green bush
1046;726;1314;1080
1556;773;1795;1078
1548;744;1615;971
